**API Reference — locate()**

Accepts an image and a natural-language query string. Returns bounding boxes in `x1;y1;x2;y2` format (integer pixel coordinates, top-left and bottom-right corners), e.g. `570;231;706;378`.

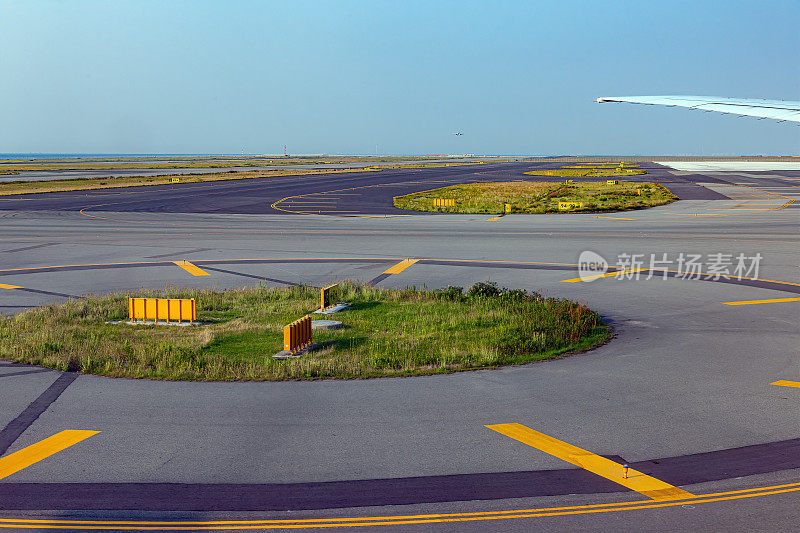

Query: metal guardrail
128;297;196;324
284;315;312;354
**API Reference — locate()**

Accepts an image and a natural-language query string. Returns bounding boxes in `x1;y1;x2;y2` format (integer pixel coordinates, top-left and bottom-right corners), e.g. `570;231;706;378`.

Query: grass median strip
393;181;676;214
0;282;609;381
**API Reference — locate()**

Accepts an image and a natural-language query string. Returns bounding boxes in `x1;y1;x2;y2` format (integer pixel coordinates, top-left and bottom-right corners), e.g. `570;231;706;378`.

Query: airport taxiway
0;161;798;531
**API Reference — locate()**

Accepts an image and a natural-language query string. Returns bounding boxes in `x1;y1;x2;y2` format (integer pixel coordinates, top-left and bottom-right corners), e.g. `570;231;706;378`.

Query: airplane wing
596;95;800;123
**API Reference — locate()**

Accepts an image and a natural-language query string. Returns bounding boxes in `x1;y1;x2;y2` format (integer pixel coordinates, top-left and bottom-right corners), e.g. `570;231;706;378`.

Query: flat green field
0;283;609;381
394;180;677;214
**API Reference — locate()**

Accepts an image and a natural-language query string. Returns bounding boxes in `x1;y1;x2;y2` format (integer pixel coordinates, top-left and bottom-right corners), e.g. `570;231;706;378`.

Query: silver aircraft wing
597;95;800;123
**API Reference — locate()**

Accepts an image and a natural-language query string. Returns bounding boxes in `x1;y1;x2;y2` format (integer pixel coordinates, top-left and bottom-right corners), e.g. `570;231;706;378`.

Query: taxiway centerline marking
172;260;210;276
382;259;420;274
0;430;99;481
723;297;800;306
486;423;694;501
0;283;22;289
560;268;646;283
772;380;800;388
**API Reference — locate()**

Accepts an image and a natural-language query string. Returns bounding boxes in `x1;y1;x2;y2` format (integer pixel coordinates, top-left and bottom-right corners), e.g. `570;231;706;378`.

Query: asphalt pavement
0;161;798;531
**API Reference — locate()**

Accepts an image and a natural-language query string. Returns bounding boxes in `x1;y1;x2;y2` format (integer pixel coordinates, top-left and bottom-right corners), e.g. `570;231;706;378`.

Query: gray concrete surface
0;162;798;531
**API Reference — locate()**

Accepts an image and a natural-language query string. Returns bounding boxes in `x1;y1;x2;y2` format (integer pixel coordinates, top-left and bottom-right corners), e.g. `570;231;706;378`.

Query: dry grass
0;282;609;381
524;168;647;178
0;162;486;196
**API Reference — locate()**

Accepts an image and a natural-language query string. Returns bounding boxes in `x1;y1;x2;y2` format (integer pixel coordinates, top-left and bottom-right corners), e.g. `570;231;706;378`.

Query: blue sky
1;0;798;155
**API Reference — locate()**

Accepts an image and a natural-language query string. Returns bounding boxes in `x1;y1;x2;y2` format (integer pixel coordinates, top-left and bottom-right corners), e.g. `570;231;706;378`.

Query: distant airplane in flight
597;95;800;123
452;131;463;136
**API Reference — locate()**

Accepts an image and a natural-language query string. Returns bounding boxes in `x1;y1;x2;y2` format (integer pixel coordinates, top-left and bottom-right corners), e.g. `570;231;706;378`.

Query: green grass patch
394;180;677;214
0;282;609;381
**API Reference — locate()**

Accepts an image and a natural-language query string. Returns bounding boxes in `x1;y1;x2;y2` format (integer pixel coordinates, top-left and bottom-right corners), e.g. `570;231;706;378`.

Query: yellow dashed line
560;268;646;283
486;216;503;221
0;430;99;481
383;258;420;274
723;297;800;306
772;380;800;388
486;423;693;501
173;261;210;276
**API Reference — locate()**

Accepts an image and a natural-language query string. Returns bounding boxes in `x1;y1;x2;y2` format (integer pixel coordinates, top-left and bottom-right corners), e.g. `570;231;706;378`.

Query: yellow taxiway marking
0;430;99;481
5;483;800;529
0;283;22;289
662;212;724;217
383;258;420;274
486;423;693;501
560;268;646;283
772;380;800;388
723;297;800;306
486;216;503;221
595;216;635;220
173;260;209;276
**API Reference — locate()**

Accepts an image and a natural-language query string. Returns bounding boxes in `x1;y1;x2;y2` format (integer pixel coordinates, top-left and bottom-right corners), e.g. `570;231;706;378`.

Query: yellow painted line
172;260;210;276
560;267;645;283
723;297;800;306
486;216;502;221
0;430;99;481
0;283;22;289
2;484;800;530
662;212;725;217
383;258;420;274
594;216;635;220
772;380;800;388
486;423;693;501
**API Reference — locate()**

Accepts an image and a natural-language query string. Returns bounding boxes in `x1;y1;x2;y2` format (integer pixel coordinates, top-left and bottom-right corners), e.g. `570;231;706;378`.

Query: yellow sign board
504;203;512;213
128;297;196;324
171;177;180;183
558;202;584;211
606;180;619;185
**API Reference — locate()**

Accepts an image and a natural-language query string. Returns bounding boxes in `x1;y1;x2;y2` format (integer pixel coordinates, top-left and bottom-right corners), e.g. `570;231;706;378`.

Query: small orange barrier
320;284;338;311
284;315;312;354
